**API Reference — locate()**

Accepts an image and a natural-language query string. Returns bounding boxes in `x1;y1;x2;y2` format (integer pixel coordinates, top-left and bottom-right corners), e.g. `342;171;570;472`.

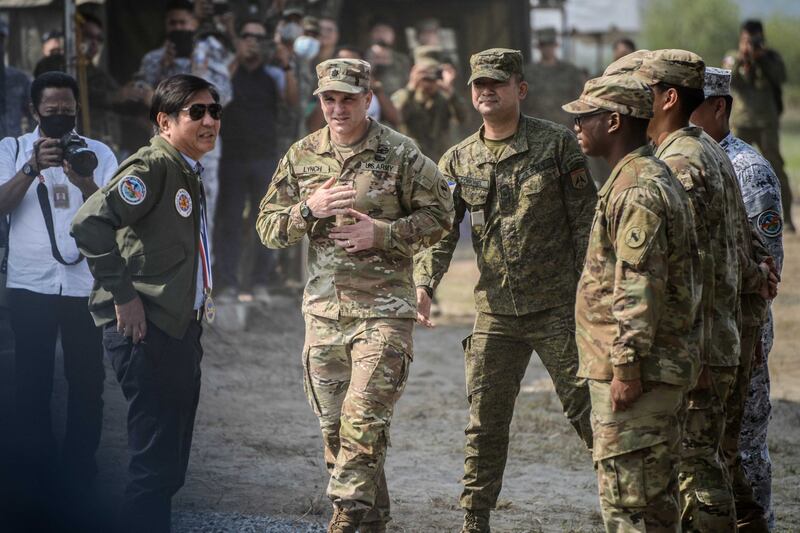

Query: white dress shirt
0;128;118;297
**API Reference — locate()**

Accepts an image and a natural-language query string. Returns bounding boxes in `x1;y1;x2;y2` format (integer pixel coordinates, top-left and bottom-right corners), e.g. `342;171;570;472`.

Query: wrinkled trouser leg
723;326;769;531
680;366;737;532
303;315;412;524
460;306;591;511
590;380;686;533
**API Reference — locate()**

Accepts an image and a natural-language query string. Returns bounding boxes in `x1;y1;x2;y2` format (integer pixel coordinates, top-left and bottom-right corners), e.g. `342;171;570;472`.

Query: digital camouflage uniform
414;49;596;518
256;59;454;527
724;46;793;231
637;50;768;532
566;74;702;532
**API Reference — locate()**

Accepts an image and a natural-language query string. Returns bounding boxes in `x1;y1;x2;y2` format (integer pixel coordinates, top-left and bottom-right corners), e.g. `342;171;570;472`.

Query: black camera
60;133;98;177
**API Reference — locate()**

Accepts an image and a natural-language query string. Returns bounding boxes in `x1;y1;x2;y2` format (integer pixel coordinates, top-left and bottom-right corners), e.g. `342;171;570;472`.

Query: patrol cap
703;66;731;98
562;74;654;119
536;27;558;46
313;58;371;95
634;49;705;90
414;44;443;64
603;49;650;76
467;48;523;85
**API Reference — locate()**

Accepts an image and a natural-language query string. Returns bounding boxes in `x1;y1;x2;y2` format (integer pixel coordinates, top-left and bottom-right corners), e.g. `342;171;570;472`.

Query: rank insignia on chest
570;168;589;190
175;188;193;217
471;209;485;228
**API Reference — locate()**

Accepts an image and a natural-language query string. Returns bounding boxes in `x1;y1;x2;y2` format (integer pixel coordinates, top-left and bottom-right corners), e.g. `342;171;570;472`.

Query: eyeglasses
240;32;267;42
181;103;223;121
573;110;607;128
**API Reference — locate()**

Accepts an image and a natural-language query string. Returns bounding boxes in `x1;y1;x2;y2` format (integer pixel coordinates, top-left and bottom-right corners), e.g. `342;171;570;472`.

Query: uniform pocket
598;442;673;508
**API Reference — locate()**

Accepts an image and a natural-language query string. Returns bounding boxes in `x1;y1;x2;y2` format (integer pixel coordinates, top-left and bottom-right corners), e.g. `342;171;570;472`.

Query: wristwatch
22;162;38;178
299;201;312;220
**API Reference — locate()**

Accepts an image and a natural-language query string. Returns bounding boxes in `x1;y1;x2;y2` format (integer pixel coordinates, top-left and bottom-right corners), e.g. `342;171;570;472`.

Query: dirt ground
69;228;797;532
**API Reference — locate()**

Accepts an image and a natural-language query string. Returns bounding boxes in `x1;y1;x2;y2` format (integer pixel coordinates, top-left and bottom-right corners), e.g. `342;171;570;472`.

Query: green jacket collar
654;125;703;158
314;119;382;156
468;115;529;165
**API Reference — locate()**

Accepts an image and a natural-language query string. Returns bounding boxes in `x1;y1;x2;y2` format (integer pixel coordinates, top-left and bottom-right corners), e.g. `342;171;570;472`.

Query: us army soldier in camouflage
565;73;701;532
256;58;454;533
691;66;782;532
414;48;596;533
634;50;774;531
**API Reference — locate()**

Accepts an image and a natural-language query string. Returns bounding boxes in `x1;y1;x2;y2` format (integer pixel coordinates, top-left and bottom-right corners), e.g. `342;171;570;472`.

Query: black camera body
60;133;98;177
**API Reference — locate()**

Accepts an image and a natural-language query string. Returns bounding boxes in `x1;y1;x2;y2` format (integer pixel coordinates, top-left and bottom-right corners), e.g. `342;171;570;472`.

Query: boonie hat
467;48;523;85
313;58;371;95
562;74;654;119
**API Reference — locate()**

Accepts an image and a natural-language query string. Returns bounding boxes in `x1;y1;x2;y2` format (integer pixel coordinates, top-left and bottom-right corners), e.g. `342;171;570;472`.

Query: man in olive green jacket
71;74;221;533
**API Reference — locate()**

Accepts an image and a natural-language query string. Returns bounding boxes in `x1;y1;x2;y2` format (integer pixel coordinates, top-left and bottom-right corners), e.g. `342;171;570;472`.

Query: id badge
470;209;485;228
53;184;70;209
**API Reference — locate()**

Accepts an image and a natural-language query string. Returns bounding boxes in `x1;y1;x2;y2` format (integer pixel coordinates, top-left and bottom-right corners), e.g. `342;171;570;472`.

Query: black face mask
39;113;76;138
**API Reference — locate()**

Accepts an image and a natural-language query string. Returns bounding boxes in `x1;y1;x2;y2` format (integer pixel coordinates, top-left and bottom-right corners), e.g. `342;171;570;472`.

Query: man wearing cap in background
724;19;794;233
391;47;465;162
691;66;782;532
634;49;774;531
256;58;453;533
564;72;701;532
414;48;595;533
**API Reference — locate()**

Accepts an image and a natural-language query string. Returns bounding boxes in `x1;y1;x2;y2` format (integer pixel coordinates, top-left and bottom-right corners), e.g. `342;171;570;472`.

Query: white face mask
294;35;320;59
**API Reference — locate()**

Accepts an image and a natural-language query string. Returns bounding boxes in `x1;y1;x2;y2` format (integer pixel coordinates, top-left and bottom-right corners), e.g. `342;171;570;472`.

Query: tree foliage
765;16;800;85
642;0;741;67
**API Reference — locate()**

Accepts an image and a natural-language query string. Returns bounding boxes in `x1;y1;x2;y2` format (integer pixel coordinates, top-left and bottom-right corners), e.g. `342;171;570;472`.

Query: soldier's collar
598;144;652;198
316;119;381;156
473;116;529;164
655;126;702;158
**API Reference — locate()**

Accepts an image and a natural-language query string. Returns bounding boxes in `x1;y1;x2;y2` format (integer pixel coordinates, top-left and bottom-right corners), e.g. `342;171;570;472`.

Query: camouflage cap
414;45;443;64
536;27;558;46
467;48;523;85
603;49;651;76
313;58;371;95
703;66;731;98
562;74;654;119
634;49;705;90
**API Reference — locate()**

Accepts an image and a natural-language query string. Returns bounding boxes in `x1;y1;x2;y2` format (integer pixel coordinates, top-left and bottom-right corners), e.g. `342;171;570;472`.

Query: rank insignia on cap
570;169;589;190
175;188;193;217
118;176;146;205
330;69;341;79
757;209;782;238
624;225;646;248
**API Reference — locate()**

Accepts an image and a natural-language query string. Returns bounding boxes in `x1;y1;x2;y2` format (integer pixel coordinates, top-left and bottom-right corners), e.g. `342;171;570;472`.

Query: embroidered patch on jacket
118;176;146;205
624;225;646;248
757;209;782;238
570;168;589;190
175;188;193;217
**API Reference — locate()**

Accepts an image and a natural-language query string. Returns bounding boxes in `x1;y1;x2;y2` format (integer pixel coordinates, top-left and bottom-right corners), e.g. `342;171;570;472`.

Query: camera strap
35;178;84;267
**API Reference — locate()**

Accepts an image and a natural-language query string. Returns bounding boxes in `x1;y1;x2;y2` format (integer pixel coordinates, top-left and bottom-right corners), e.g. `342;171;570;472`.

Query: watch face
23;163;34;176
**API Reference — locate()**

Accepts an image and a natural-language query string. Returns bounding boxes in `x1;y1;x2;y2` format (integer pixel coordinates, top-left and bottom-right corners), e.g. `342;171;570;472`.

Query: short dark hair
31;71;79;109
166;0;194;14
613;37;636;51
722;95;734;120
741;19;763;35
624;115;650;138
654;82;705;118
237;17;267;35
149;74;220;125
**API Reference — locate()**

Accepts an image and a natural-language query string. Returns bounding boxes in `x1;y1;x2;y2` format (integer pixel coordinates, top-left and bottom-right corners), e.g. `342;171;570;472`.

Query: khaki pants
460;305;592;510
591;379;687;533
302;314;413;524
680;366;738;532
734;125;794;229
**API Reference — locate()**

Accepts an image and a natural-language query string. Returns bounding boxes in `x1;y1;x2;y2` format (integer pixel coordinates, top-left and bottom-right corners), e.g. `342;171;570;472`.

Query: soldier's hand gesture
306;176;356;218
329;208;376;252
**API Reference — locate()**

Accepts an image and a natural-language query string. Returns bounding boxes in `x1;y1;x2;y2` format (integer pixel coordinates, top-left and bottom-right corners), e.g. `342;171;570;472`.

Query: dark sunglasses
181;103;223;121
241;32;267;42
573;110;608;128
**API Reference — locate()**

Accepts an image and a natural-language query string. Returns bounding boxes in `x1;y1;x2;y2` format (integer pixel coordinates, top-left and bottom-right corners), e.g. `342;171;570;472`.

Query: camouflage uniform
414;49;596;516
256;59;454;526
565;74;702;532
637;50;768;532
724;46;793;231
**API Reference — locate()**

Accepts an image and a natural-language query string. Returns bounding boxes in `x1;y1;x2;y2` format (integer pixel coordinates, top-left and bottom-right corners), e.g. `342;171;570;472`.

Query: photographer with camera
724;19;793;232
0;71;117;528
391;54;465;162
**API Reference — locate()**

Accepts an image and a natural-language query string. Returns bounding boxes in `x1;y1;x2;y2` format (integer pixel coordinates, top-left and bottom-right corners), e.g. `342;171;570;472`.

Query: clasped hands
306;176;376;253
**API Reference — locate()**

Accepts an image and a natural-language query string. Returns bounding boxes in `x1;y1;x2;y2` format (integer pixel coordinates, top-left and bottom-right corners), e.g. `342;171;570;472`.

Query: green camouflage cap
562;73;654;119
634;49;705;90
467;48;523;85
603;49;650;76
313;58;371;95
